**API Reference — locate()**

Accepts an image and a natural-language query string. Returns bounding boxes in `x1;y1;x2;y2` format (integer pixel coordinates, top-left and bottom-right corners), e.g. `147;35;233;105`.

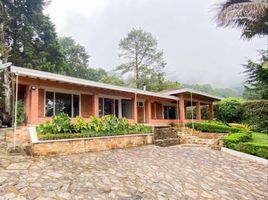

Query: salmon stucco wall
81;94;93;118
151;102;163;119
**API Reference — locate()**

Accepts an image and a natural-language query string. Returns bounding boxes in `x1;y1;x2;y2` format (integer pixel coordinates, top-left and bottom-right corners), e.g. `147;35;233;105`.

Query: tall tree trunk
135;43;139;89
0;10;11;117
2;58;11;115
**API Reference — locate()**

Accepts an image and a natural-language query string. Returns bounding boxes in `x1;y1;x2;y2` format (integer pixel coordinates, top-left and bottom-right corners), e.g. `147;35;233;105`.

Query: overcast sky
45;0;266;88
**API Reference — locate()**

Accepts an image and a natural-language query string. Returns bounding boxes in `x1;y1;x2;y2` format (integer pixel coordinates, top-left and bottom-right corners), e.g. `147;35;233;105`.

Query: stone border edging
221;147;268;165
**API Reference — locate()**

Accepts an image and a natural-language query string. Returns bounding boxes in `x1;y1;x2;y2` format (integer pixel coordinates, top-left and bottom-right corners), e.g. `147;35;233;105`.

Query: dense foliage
36;113;152;140
215;98;243;123
214;99;268;133
16;100;25;126
241;100;268;133
0;0;66;72
243;51;268;100
186;121;240;133
224;132;268;159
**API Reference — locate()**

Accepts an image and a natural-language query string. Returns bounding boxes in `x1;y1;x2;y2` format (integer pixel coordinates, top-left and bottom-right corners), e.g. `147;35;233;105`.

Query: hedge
214;99;268;133
223;131;268;159
241;100;268;133
234;143;268;159
223;131;252;147
186;121;240;133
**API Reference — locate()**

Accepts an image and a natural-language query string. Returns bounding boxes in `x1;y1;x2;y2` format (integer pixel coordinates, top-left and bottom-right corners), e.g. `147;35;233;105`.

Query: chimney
143;85;147;91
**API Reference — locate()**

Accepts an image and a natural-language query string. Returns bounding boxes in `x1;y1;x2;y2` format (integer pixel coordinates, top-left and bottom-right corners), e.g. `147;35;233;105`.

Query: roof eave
10;66;178;101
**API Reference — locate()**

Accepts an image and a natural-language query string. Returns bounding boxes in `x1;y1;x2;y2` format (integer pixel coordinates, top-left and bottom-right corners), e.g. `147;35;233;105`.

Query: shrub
215;98;243;123
50;113;73;134
36;120;52;134
228;123;250;131
186;121;240;133
223;131;252;147
17;100;25;125
36;114;152;140
74;116;88;133
223;132;268;159
241;100;268;133
235;143;268;159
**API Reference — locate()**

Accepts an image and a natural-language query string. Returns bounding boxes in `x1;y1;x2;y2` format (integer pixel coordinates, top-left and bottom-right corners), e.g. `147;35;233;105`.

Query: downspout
13;72;18;151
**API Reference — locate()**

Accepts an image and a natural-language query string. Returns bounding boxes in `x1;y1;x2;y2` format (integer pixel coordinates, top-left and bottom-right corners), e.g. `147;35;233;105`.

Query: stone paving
0;145;267;200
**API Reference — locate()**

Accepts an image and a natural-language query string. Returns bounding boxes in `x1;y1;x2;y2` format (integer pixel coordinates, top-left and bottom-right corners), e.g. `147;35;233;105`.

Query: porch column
196;101;201;120
209;103;213;119
92;93;99;117
132;94;137;123
179;94;185;123
29;85;39;125
145;100;152;124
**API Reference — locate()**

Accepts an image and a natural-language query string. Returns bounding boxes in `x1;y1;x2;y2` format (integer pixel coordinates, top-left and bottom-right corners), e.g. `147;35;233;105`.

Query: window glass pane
104;98;114;115
168;106;176;119
122;99;132;119
115;100;119;117
73;95;80;117
45;92;54;117
164;106;168;119
55;92;72;117
99;98;103;117
164;105;176;119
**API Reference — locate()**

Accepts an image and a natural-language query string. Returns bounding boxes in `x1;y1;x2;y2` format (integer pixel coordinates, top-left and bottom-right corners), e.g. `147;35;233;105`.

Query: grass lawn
249;132;268;146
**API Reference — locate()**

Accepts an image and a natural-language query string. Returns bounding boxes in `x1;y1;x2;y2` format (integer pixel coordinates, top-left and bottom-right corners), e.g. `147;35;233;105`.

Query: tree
117;28;166;89
0;0;66;115
1;0;65;71
59;36;90;77
216;98;243;123
216;0;268;39
243;50;268;99
58;36;110;81
100;74;126;86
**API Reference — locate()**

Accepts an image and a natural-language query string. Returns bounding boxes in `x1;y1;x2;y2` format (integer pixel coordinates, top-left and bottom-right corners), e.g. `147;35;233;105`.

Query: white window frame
44;89;81;118
98;96;122;118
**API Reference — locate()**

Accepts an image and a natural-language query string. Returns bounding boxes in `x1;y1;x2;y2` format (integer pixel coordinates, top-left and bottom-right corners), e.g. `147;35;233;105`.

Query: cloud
45;0;266;88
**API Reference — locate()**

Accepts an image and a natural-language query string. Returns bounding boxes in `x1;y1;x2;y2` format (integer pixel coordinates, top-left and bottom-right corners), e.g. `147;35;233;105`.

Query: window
122;99;132;119
45;91;80;117
163;105;176;119
45;92;54;117
73;95;80;117
99;97;104;117
137;101;144;107
55;93;72;116
98;97;119;117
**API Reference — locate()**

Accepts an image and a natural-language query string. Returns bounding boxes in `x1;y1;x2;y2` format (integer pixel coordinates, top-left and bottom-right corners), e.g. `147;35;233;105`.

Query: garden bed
31;114;154;156
31;131;153;156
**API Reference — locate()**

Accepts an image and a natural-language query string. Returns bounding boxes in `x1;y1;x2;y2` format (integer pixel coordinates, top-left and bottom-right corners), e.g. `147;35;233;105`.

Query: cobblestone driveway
0;145;267;200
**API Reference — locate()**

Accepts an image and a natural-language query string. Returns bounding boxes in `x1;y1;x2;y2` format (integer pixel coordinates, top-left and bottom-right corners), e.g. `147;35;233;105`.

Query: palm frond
216;0;268;39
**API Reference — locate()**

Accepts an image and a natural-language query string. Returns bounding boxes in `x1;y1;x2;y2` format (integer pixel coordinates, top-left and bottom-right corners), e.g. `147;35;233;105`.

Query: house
10;66;222;126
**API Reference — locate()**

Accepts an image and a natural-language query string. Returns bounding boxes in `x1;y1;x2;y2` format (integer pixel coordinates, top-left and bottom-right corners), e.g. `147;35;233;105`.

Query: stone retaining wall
6;127;30;146
32;134;153;156
154;127;179;147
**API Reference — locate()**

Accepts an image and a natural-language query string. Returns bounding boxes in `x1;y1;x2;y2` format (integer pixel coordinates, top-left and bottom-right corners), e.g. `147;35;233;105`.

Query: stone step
180;144;210;147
